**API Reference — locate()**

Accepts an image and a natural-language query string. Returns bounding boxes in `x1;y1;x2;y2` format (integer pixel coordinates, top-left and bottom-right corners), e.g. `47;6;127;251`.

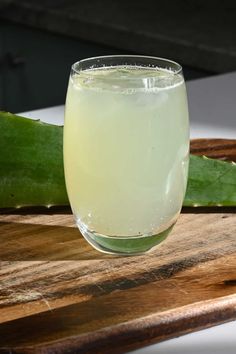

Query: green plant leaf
0;111;235;208
0;111;68;208
185;155;236;206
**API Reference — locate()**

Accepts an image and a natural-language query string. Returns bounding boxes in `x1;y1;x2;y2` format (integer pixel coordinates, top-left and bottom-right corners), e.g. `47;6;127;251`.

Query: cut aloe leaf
0;111;235;208
185;154;236;206
0;111;68;208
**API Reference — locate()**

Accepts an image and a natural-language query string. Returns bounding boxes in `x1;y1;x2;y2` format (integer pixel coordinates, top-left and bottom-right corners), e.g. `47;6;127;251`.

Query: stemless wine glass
64;55;189;255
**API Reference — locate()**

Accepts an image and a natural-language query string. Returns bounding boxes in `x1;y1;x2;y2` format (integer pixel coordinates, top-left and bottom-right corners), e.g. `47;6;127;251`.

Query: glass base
77;222;175;255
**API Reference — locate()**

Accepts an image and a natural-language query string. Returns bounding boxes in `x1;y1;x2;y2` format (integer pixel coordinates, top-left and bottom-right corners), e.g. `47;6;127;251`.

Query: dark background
0;0;236;113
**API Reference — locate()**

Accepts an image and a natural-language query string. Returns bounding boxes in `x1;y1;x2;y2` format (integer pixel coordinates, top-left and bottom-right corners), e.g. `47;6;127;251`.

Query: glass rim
71;55;183;76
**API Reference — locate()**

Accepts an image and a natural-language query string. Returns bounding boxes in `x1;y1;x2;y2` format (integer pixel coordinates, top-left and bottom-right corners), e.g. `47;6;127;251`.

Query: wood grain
0;139;236;354
190;138;236;162
0;212;236;353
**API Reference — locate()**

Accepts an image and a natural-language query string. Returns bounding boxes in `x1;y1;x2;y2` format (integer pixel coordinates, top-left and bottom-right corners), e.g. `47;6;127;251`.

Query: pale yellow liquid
64;66;189;238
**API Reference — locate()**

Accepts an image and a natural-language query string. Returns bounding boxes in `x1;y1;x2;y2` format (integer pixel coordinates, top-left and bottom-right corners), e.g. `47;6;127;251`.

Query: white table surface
20;72;236;354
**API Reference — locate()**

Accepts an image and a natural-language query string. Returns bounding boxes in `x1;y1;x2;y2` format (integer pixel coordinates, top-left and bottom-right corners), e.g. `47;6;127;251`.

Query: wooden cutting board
0;139;236;354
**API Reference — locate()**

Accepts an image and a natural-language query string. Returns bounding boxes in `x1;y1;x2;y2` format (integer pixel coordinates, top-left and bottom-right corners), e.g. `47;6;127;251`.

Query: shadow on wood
0;221;111;261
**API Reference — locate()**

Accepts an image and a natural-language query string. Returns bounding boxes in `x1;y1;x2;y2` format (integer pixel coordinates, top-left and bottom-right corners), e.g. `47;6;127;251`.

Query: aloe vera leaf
0;111;236;208
184;155;236;206
0;111;69;208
